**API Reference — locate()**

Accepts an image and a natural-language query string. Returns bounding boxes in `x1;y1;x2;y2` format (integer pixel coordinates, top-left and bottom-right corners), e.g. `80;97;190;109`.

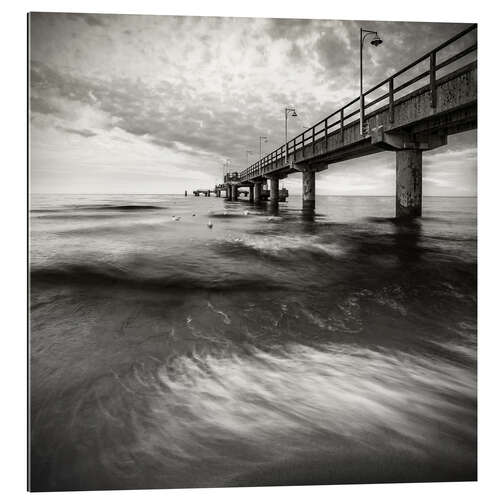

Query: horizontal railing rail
238;24;476;182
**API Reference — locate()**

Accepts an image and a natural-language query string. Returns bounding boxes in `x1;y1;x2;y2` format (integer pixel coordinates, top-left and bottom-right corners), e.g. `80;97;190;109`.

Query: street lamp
284;107;298;164
246;150;253;166
259;136;268;159
360;28;383;136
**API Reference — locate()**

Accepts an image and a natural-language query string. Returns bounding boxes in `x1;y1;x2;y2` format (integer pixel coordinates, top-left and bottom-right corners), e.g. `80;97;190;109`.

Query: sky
29;13;477;195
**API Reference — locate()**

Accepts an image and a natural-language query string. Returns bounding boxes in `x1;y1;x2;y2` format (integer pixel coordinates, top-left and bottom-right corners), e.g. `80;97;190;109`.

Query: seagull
207;220;213;229
172;215;181;221
244;210;249;216
192;213;196;216
223;211;228;216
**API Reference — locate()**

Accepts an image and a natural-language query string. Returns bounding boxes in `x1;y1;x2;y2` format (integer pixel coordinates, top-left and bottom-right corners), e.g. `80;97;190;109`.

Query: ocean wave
32;213;129;221
31;204;166;214
219;234;346;258
30;340;476;491
91;205;166;211
29;263;284;292
152;343;476;481
208;212;249;219
36;341;475;489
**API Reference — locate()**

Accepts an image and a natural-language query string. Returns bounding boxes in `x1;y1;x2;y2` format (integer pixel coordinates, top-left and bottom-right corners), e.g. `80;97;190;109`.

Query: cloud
266;18;316;40
57;127;97;138
64;13;107;27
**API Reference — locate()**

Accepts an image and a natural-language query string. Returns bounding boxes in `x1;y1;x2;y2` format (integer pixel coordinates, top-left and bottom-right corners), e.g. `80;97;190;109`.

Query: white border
2;1;498;499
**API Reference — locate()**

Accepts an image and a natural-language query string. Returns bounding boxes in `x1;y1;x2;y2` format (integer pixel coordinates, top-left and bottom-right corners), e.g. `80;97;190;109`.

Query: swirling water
29;194;476;491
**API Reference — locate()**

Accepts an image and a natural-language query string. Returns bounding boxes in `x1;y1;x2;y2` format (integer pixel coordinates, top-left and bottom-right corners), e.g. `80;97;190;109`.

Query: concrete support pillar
302;169;315;211
227;185;232;201
396;149;422;218
270;177;279;205
232;184;239;200
249;185;254;202
207;191;210;197
254;182;262;203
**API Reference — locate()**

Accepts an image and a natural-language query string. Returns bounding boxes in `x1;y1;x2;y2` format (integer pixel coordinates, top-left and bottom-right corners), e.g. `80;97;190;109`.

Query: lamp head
291;110;298;117
371;34;383;47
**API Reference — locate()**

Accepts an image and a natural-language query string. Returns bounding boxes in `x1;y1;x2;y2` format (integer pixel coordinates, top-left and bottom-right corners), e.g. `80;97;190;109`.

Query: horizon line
30;193;478;198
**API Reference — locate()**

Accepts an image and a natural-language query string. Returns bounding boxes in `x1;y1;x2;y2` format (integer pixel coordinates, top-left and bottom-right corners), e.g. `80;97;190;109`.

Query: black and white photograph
27;7;479;495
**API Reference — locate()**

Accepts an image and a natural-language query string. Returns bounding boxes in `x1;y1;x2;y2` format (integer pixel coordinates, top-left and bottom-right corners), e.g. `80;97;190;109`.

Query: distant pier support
396;149;422;218
226;184;233;201
231;184;239;201
269;177;279;206
302;169;315;211
253;181;263;203
249;184;254;202
293;163;326;211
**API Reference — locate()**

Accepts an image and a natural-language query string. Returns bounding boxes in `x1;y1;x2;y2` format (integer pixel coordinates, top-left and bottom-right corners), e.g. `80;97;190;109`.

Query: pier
193;189;214;197
193;25;476;218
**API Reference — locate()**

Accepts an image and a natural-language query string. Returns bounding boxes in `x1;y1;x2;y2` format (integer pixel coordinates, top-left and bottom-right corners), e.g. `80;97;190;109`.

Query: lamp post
259;136;267;159
360;28;383;136
284;107;297;164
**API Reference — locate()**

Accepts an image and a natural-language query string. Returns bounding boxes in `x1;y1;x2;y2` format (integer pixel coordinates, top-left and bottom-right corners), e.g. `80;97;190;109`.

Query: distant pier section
192;189;214;197
192;172;289;202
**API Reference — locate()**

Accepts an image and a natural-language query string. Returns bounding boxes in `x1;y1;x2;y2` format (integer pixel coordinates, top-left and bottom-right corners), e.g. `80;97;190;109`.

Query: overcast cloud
29;13;476;195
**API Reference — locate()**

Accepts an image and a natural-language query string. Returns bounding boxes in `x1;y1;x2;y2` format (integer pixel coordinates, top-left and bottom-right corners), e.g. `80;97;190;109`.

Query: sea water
29;194;477;491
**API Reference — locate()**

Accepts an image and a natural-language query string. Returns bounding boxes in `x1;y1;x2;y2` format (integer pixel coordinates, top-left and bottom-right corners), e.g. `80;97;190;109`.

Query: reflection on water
29;194;477;491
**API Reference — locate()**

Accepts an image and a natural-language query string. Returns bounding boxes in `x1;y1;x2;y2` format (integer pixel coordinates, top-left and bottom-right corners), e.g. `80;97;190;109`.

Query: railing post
340;108;344;144
430;51;437;108
389;78;394;123
360;94;365;136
